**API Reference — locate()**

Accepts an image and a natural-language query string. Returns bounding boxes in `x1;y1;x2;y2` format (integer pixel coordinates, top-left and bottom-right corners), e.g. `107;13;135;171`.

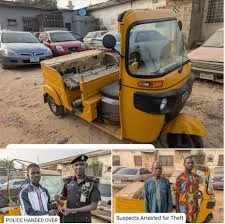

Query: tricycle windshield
127;19;188;77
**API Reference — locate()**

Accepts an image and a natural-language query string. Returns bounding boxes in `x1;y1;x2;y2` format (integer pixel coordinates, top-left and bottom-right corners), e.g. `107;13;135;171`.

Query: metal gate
23;17;39;32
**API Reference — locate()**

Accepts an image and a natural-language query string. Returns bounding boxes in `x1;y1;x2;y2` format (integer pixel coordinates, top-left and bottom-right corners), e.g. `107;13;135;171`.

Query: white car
188;28;224;83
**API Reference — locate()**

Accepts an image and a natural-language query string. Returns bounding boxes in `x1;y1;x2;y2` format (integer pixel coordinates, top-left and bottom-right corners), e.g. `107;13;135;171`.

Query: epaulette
63;176;73;183
86;176;99;184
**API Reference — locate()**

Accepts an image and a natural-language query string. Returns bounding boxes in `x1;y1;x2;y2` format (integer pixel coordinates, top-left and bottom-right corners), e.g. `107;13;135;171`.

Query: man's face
28;167;41;184
73;161;86;176
184;158;194;172
152;163;162;178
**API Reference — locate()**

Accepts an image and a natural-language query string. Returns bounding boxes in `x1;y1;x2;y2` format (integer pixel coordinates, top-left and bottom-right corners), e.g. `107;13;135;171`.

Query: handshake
48;195;76;216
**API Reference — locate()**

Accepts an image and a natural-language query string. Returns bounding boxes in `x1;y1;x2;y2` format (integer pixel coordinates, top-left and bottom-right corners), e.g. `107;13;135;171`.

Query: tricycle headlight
160;98;167;111
55;45;64;52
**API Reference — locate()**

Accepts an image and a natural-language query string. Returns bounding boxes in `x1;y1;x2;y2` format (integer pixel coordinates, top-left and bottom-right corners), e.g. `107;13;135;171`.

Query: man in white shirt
19;163;57;216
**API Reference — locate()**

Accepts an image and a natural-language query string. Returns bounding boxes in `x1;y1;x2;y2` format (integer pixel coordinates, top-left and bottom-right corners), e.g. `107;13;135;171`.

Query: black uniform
61;154;101;223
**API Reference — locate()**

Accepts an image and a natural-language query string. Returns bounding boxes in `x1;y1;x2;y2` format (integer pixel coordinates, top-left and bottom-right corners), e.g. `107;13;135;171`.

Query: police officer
58;154;101;223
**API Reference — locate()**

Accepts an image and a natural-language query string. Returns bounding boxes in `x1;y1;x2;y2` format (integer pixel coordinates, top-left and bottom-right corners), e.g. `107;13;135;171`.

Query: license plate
30;56;39;63
200;73;214;80
114;180;121;184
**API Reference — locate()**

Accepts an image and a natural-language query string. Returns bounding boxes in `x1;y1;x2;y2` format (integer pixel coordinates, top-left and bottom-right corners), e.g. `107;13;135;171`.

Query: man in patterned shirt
175;156;200;223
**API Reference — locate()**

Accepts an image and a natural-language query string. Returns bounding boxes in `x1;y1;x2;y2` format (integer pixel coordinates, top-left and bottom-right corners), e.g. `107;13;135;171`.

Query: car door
140;168;151;181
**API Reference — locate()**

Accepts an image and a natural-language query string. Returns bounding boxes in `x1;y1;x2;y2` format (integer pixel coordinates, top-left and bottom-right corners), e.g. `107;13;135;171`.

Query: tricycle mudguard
43;85;62;106
162;113;207;136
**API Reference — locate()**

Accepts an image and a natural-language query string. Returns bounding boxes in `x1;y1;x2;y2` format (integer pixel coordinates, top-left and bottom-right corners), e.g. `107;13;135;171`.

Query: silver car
113;167;152;190
0;30;52;68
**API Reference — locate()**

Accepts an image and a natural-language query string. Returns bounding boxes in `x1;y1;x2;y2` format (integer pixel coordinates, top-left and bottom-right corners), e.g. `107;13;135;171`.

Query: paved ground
0;65;223;148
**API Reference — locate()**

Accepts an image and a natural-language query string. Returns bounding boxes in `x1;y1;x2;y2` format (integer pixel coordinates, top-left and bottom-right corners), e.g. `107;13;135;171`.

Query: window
113;156;120;166
65;23;71;31
159;156;174;166
8;19;17;26
134;156;142;166
206;0;223;23
218;155;224;166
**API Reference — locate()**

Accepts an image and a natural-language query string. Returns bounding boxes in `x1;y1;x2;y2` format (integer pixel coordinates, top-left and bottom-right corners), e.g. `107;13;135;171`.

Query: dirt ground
212;190;224;223
0;66;223;148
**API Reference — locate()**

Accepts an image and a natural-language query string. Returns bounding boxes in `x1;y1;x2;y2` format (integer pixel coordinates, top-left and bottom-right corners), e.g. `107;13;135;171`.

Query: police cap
71;154;88;164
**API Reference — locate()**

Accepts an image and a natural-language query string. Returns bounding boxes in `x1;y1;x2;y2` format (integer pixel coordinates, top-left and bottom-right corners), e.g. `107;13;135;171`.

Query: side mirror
178;20;182;31
103;34;116;49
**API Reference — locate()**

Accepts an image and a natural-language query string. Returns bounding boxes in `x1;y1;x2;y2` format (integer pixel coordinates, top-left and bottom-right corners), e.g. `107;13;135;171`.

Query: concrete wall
89;0;167;30
60;153;111;179
201;0;223;41
188;0;205;48
113;150;224;176
0;5;46;30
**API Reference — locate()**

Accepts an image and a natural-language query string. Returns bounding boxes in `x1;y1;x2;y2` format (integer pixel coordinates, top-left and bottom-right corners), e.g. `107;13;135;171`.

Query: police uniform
61;155;101;223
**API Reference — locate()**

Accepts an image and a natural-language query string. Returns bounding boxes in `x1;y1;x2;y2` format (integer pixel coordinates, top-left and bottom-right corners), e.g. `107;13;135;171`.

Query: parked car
70;32;83;42
92;179;111;222
113;167;151;190
112;166;126;174
0;179;27;190
83;30;107;48
0;30;53;68
38;30;86;56
211;166;224;190
114;165;215;223
0;179;27;208
188;28;224;83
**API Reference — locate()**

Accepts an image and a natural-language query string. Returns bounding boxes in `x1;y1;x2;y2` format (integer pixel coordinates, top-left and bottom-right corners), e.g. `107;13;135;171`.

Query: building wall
89;0;167;30
0;5;46;30
201;0;223;40
112;150;224;177
60;153;111;179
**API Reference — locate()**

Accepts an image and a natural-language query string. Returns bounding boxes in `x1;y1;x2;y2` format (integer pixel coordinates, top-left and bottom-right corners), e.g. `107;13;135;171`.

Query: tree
67;0;74;10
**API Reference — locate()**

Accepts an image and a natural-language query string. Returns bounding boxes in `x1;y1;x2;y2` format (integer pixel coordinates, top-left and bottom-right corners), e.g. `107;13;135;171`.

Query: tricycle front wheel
167;134;203;148
47;96;64;116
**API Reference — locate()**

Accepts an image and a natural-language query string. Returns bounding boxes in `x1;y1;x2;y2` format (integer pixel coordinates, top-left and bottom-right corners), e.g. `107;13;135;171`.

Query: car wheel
167;134;204;148
47;96;64;116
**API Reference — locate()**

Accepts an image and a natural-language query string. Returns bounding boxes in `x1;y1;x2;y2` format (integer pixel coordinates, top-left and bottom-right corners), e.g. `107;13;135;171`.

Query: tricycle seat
100;81;119;100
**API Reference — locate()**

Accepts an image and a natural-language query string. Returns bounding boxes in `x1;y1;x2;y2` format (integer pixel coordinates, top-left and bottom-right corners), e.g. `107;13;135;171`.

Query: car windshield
2;32;39;43
203;30;224;48
127;19;188;77
116;168;138;175
98;183;111;197
85;32;97;38
40;176;64;200
50;32;77;42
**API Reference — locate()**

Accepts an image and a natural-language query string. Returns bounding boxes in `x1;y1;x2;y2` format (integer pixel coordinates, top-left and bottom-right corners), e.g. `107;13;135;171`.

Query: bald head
152;161;162;179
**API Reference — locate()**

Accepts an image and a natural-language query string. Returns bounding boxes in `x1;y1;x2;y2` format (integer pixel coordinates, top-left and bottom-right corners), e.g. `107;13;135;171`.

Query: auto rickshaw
0;159;64;223
41;9;206;147
113;165;216;223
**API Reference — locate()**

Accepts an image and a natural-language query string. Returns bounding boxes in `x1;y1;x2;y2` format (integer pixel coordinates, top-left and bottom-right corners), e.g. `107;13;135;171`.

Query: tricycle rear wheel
167;134;203;148
47;96;64;116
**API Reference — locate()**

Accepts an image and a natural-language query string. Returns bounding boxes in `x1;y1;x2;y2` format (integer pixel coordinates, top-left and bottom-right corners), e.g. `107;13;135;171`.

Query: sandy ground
0;66;223;148
212;190;224;223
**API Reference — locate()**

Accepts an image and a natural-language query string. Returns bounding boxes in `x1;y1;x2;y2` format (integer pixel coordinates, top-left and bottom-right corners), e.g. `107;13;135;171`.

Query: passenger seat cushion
100;81;119;100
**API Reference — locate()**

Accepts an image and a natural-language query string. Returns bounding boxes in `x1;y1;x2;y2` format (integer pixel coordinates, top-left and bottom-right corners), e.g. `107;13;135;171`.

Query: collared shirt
19;183;51;216
61;176;101;223
144;176;172;213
